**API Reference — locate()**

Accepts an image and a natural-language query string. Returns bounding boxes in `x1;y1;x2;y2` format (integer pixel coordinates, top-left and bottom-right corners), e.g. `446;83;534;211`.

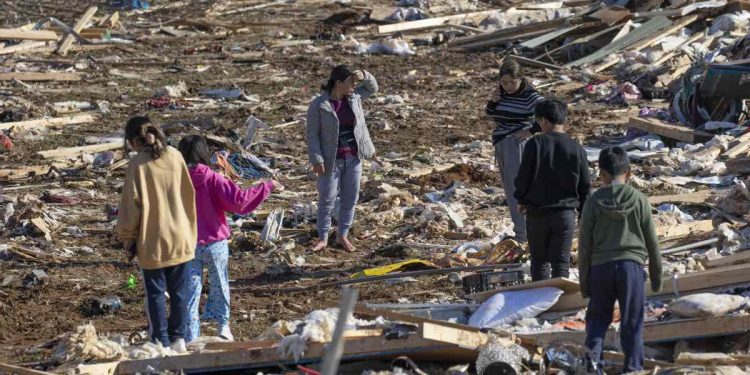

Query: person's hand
353;69;365;82
518;205;527;215
123;239;136;261
312;163;325;176
513;129;532;141
271;179;285;192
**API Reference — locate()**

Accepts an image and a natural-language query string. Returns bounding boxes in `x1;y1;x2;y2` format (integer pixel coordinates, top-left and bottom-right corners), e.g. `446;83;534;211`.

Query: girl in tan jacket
117;115;197;353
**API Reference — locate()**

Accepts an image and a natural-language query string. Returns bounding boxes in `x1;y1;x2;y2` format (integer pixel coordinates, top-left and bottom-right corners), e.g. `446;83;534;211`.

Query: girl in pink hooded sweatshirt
178;135;283;342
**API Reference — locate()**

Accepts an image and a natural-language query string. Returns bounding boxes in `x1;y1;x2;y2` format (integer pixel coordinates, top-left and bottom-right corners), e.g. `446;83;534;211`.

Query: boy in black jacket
514;99;591;281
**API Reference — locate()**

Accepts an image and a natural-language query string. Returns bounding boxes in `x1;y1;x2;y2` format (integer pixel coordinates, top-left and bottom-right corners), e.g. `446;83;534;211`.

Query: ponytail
321;78;335;93
124;115;167;159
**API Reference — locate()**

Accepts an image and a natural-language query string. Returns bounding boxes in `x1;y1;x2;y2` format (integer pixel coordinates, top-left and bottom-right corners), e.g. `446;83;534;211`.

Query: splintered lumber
0;41;48;55
705;250;750;269
650;31;704;67
627;116;713;143
0;165;54;181
656;219;713;238
648;190;714;205
378;10;499;34
675;352;750;366
566;16;672;67
38;141;121;159
57;6;98;56
0;72;81;82
117;320;482;374
0;114;96;131
0;29;59;41
468;277;579;302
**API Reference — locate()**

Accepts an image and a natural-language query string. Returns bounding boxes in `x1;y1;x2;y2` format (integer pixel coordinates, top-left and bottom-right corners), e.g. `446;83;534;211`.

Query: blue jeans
142;262;189;346
585;260;646;373
317;156;362;239
184;240;230;343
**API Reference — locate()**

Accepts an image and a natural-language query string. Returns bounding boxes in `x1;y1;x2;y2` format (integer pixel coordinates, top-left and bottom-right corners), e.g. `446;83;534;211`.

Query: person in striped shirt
485;59;544;242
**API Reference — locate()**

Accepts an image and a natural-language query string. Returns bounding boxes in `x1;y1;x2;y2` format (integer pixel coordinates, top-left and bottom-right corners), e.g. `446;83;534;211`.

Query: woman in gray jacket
307;65;378;252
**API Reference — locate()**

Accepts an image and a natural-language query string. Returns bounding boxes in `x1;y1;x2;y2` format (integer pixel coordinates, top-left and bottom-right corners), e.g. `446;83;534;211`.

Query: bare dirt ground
0;0;614;364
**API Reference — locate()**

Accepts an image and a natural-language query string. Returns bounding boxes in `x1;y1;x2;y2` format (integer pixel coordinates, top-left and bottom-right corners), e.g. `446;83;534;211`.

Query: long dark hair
178;135;212;166
124;115;167;159
321;64;354;93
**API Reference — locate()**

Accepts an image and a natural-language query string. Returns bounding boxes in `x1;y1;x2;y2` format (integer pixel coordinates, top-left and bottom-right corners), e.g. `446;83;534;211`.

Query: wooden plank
0;114;96;131
38;141;122;159
510;54;562;70
648;190;714;205
521;314;750;347
420;322;490;350
0;72;81;81
675;352;750;366
0;165;57;181
628;116;713;143
655;219;713;238
0;29;59;41
650;31;704;67
468;277;579;303
0;41;48;55
116;333;476;374
0;362;56;375
57;6;98;56
377;10;499;34
705;250;750;269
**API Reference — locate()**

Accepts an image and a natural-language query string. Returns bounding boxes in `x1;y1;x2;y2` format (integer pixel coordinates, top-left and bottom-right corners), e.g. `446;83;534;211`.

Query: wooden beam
0;72;81;81
655;219;713;239
627;116;713;143
57;6;98;56
723;132;750;159
0;29;59;41
37;141;122;159
377;10;499;34
705;250;750;269
0;41;48;55
648;190;714;205
0;114;96;131
420;322;490;350
520;24;583;49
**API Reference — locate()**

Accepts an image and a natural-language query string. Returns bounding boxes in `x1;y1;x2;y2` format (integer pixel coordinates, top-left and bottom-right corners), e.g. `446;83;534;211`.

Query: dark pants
585;260;646;373
526;209;575;281
142;262;189;347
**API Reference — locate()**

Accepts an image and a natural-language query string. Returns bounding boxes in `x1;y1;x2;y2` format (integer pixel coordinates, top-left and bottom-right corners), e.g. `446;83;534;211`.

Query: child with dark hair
117;116;196;352
579;146;662;373
178;135;282;342
486;58;544;243
514;98;591;281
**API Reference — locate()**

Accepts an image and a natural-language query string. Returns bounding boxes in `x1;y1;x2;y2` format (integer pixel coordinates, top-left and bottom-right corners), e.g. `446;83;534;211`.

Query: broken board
37;141;121;159
0;72;81;82
57;6;98;56
655;219;713;238
468;277;579;303
0;29;59;41
648;190;714;205
705;250;750;269
628;116;713;143
0;114;96;131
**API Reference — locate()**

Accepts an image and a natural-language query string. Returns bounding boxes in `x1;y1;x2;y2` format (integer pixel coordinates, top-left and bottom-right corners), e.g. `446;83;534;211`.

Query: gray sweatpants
317;156;362;240
495;136;528;242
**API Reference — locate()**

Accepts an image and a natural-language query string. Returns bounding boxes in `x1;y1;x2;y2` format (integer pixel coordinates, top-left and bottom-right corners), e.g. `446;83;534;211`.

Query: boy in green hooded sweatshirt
578;146;662;373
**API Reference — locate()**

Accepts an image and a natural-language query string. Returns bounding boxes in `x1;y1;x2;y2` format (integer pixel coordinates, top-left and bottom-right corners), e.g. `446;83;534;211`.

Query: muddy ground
0;0;618;364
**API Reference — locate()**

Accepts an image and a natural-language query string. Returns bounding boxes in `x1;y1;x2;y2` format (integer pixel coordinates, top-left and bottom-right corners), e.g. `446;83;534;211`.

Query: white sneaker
218;325;234;342
170;338;187;353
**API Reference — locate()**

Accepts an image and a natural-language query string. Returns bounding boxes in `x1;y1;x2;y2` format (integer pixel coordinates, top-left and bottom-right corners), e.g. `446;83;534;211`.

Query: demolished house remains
5;0;750;374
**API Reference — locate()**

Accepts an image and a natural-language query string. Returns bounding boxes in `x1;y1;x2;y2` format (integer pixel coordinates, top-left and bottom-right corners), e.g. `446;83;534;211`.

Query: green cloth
578;184;662;298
